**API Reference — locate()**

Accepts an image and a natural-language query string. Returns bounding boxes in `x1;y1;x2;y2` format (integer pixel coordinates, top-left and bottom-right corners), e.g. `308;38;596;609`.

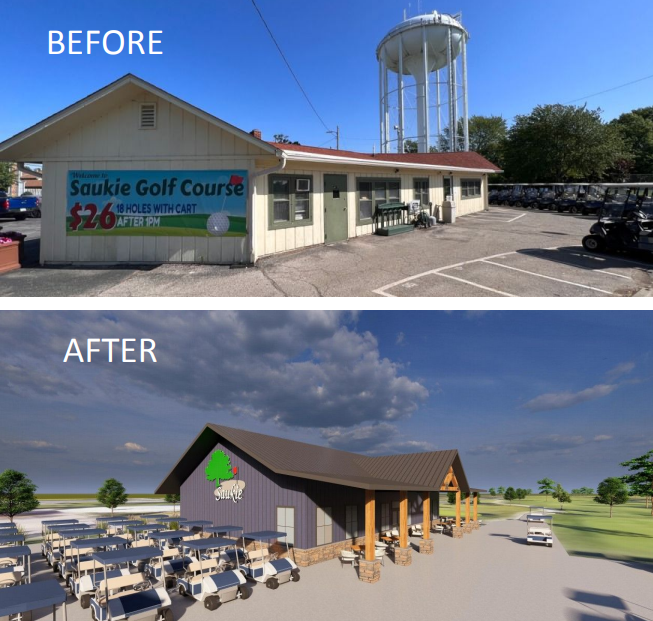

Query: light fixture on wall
394;168;399;173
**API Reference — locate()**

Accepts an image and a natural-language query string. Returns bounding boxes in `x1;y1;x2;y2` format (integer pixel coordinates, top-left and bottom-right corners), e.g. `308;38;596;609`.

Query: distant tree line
427;105;653;183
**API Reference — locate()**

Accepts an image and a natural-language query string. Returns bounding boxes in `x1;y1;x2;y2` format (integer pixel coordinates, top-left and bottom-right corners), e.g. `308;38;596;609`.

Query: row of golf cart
489;183;653;216
0;516;299;621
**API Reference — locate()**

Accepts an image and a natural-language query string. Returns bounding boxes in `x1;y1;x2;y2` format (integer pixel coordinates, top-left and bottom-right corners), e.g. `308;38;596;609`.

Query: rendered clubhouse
0;74;499;267
157;424;483;583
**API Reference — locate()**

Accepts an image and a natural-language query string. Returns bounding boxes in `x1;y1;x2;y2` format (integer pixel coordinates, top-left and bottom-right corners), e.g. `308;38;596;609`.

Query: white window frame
316;506;333;546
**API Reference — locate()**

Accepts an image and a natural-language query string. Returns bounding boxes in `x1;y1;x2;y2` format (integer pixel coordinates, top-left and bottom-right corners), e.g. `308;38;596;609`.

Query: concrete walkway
21;517;653;621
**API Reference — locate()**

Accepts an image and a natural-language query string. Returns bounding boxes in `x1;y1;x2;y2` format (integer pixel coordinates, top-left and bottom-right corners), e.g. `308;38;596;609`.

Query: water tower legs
462;35;469;152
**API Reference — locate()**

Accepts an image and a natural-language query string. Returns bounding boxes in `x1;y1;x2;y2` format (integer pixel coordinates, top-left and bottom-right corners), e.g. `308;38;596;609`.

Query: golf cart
46;525;92;572
89;546;172;621
55;528;107;580
0;545;31;588
128;524;164;543
496;187;512;206
241;531;299;590
204;526;247;568
581;184;607;215
145;530;193;589
184;520;213;535
506;185;525;207
526;507;548;522
526;514;553;547
535;185;563;210
582;185;653;255
556;184;587;213
0;579;68;621
41;520;78;557
104;520;142;538
0;534;24;548
177;537;252;610
68;536;129;609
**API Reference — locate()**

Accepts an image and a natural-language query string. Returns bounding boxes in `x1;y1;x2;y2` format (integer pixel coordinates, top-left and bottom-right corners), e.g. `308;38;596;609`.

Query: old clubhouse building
0;74;500;267
157;424;481;580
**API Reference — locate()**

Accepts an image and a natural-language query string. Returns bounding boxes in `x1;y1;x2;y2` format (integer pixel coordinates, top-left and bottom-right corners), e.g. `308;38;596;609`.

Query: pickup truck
0;192;41;220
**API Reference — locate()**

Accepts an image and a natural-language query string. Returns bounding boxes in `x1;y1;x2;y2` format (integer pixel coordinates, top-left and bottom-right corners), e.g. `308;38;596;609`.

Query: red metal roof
268;142;501;172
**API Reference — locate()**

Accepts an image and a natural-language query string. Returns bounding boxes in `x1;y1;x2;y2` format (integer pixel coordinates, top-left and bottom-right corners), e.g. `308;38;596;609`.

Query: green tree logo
205;450;236;488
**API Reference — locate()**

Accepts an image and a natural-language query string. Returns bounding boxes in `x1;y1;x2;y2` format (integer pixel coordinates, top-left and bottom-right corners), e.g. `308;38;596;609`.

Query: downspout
250;150;287;264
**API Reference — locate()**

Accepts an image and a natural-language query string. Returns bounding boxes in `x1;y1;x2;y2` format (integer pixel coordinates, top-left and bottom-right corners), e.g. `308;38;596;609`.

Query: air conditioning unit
296;178;311;192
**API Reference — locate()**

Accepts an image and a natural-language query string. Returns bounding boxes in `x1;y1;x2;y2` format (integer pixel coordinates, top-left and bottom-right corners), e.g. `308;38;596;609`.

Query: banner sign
206;450;245;503
66;170;248;237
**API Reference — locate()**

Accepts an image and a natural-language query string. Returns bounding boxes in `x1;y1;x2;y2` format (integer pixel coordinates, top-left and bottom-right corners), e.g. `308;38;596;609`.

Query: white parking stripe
507;213;527;223
481;260;614;295
433;272;516;297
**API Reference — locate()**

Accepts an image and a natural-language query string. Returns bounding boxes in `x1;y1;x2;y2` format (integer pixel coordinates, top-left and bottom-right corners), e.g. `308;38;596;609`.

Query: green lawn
440;494;653;565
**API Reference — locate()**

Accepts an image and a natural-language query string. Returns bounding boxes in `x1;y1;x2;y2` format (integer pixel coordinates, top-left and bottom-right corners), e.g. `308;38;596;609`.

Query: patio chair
434;524;444;535
339;550;358;568
374;548;385;566
410;524;423;537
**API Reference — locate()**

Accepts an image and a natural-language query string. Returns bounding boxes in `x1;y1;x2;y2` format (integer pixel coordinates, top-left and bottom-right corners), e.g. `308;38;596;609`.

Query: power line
249;0;330;131
564;73;653;105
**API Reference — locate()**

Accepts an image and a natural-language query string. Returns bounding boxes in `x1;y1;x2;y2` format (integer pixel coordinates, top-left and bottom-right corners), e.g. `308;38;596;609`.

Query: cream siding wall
253;162;489;259
38;90;267;265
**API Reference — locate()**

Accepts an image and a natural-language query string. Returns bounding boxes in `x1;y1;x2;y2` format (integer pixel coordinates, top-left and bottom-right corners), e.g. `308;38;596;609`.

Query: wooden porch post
473;492;478;521
455;490;461;528
365;490;376;561
423;493;430;539
399;490;408;548
465;493;471;524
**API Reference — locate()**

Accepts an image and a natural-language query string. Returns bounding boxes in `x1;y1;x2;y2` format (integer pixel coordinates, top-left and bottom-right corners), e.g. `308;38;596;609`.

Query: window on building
443;176;453;201
357;179;401;223
391;501;399;528
414;179;429;206
381;503;390;531
316;507;332;546
461;178;482;198
345;505;358;539
269;175;313;229
277;506;295;545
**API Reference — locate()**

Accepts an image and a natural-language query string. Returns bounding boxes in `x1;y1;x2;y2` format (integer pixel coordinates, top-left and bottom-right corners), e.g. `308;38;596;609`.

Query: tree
447;491;457;505
504;104;625;182
504;487;517;503
489;488;496;497
515;488;528;500
403;139;418;153
497;486;506;495
468;115;508;168
594;477;629;517
610;108;653;176
0;163;16;192
0;470;39;523
273;134;300;145
164;493;180;515
620;450;653;514
537;478;556;500
97;479;128;516
552;483;572;510
571;487;595;495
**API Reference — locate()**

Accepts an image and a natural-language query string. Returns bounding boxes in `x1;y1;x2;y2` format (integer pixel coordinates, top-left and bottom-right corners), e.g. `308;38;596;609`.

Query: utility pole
327;126;340;150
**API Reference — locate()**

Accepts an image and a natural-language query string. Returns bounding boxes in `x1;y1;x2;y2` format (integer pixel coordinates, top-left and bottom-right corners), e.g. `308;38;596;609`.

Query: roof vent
139;103;157;129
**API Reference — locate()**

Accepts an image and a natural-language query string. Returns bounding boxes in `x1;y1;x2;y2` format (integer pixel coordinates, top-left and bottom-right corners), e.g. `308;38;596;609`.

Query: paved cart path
23;517;653;621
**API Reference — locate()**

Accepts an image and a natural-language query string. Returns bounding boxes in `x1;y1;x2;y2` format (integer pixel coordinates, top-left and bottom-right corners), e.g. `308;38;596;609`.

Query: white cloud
118;442;148;453
396;332;405;345
593;435;613;442
2;440;66;453
321;423;434;454
605;362;635;381
523;383;618;412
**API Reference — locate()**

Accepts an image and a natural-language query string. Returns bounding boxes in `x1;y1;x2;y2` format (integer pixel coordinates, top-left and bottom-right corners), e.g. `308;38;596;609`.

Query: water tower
376;11;470;153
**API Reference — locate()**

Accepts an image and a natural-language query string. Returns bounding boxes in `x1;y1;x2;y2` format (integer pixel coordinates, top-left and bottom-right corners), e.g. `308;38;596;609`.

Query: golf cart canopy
104;517;131;524
526;514;553;522
138;514;169;519
42;519;78;526
149;530;189;540
91;546;162;565
0;579;66;616
183;536;236;551
129;523;164;532
156;517;187;523
59;528;107;539
184;520;213;527
0;526;18;533
109;520;143;528
243;531;287;540
70;536;126;549
0;545;31;558
206;525;243;534
52;524;92;532
0;534;24;545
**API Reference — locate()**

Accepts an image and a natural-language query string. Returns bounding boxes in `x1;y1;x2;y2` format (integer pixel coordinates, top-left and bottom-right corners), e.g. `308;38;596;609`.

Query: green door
324;174;348;243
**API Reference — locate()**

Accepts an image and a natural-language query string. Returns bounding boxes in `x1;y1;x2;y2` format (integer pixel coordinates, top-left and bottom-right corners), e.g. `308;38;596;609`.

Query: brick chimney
250;129;262;140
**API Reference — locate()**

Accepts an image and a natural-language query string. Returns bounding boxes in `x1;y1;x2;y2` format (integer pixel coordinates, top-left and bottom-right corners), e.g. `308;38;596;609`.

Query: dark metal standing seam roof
156;424;472;495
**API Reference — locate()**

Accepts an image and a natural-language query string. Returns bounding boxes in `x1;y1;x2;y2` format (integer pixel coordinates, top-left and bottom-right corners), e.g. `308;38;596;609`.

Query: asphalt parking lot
2;208;652;297
18;517;653;621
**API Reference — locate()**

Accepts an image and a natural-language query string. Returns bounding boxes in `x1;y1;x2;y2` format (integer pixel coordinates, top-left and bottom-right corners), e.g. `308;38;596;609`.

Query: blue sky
1;311;650;494
1;0;652;151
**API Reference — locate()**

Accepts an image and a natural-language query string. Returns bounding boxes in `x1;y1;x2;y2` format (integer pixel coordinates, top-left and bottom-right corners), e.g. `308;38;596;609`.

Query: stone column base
394;546;412;566
358;558;381;583
472;520;480;530
451;526;464;539
463;522;473;534
419;538;434;555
